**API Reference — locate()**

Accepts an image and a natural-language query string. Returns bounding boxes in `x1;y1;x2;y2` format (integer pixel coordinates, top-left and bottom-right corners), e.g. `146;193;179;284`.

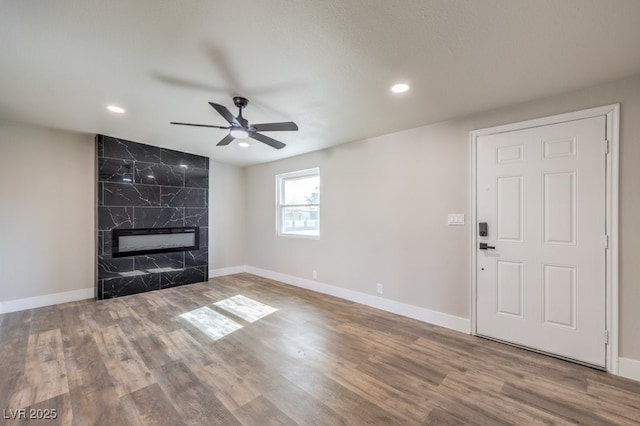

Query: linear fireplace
96;135;209;300
112;227;199;258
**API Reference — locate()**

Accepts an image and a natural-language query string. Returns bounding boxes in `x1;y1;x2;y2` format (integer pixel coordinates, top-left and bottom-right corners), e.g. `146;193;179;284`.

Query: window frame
275;167;320;239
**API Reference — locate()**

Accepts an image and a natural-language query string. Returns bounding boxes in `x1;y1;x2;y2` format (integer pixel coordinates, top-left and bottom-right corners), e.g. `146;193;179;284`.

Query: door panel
543;265;576;328
543;137;576;158
543;172;576;244
497;260;523;317
497;144;524;163
476;116;606;367
497;176;523;241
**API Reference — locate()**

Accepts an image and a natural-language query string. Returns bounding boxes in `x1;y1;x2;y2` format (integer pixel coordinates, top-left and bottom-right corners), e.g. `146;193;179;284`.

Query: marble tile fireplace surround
96;135;209;300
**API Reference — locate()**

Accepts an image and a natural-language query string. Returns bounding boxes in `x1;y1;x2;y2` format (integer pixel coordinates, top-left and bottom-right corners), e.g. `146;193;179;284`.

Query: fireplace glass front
112;227;199;258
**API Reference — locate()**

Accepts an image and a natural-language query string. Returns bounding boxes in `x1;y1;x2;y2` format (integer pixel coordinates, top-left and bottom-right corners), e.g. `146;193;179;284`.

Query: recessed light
107;105;126;114
237;141;250;148
391;83;410;93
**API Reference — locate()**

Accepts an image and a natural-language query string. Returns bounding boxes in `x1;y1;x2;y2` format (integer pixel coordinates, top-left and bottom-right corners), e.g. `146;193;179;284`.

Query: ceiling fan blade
171;122;230;129
251;132;286;150
154;73;226;94
252;121;298;132
209;102;240;126
216;133;235;146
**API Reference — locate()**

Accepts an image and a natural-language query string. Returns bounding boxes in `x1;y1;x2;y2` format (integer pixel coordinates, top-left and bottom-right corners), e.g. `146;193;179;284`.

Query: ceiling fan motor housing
233;96;249;109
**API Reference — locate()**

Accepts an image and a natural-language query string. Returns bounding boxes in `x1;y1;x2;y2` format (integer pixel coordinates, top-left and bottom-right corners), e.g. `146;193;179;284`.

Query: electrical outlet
376;283;383;294
312;270;317;279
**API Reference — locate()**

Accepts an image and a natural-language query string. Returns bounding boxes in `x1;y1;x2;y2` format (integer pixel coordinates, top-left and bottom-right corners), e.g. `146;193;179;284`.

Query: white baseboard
619;358;640;382
208;265;247;278
0;287;94;314
245;266;471;334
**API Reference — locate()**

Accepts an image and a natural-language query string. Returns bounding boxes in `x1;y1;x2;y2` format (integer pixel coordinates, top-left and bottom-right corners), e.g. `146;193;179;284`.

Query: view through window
276;168;320;237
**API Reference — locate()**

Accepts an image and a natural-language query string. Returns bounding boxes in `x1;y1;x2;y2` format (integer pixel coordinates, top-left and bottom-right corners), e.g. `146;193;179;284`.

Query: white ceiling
2;1;640;166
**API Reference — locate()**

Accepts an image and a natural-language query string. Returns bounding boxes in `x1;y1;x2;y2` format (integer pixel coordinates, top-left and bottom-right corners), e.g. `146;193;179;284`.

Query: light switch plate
448;213;465;225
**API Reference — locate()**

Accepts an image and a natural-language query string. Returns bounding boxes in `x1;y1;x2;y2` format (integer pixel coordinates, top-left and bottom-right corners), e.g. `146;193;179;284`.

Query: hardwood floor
1;273;639;425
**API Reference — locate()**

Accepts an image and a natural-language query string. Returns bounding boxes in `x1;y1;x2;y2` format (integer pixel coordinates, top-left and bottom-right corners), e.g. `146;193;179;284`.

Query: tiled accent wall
96;135;209;300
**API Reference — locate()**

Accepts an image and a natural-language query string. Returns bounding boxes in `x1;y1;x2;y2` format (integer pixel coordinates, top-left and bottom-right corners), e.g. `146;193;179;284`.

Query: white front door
476;115;607;367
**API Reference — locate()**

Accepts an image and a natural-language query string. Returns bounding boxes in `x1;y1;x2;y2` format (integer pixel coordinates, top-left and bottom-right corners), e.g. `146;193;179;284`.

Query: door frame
469;104;620;373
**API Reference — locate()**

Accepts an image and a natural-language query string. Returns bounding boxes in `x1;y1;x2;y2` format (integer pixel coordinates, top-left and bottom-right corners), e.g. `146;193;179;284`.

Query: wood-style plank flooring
1;273;639;425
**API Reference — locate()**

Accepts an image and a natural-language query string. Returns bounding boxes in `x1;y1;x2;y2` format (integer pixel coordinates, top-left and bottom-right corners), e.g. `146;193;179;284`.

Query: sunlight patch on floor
179;307;243;341
214;295;278;323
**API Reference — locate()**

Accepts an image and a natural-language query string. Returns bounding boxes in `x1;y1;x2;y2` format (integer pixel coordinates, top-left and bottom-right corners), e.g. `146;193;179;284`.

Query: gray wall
209;160;246;269
245;74;640;362
0;122;95;300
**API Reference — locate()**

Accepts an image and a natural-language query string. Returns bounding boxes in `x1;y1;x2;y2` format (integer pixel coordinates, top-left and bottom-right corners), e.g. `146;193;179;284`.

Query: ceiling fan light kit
230;128;249;139
171;96;298;150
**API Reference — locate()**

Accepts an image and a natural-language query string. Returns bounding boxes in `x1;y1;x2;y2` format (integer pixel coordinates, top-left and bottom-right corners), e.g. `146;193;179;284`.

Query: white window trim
276;167;320;239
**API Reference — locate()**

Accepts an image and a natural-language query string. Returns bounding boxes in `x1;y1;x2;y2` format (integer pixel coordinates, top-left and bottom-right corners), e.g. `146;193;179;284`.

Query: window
276;168;320;238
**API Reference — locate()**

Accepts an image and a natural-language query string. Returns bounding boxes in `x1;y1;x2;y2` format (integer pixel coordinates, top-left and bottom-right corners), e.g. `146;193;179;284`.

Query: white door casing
470;105;619;371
